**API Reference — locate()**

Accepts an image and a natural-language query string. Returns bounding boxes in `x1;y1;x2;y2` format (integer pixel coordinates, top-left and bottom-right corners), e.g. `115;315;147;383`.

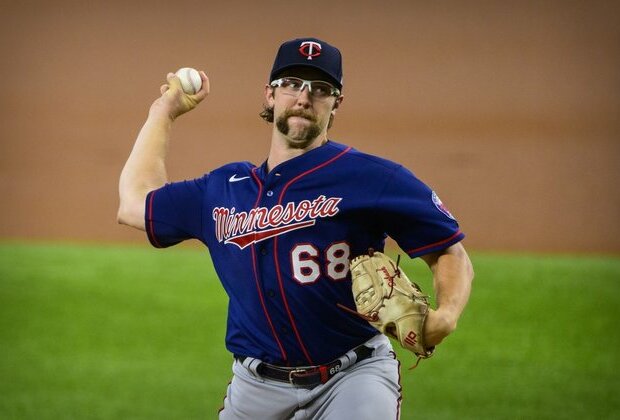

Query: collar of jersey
254;140;349;182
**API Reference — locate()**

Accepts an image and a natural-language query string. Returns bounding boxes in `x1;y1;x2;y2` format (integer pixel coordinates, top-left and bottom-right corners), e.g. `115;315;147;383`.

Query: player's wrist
148;102;176;123
431;308;458;334
423;309;456;347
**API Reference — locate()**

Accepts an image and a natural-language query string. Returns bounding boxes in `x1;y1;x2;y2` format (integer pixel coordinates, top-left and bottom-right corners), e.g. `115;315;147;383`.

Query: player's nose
296;87;313;107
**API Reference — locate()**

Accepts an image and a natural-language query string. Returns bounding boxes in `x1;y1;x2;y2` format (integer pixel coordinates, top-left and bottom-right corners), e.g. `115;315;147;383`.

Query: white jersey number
291;242;350;284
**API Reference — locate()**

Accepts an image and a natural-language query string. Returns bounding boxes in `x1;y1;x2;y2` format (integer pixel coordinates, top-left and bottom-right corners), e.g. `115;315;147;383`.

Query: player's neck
266;133;328;172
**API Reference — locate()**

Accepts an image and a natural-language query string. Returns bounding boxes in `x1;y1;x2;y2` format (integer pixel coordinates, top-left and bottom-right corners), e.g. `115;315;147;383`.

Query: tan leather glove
349;249;435;363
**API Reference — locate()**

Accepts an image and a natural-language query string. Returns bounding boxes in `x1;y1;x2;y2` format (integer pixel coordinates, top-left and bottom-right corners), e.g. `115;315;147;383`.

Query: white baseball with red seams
175;67;202;94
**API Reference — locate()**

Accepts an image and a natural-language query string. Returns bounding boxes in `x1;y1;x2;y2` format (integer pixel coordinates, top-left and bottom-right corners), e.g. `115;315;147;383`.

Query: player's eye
310;82;333;98
280;78;304;90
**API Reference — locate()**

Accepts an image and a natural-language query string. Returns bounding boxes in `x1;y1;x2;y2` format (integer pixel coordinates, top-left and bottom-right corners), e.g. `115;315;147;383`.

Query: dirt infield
1;1;618;253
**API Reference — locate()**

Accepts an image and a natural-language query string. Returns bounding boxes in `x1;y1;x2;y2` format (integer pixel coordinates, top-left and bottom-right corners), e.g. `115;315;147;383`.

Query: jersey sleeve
144;175;208;248
377;166;465;258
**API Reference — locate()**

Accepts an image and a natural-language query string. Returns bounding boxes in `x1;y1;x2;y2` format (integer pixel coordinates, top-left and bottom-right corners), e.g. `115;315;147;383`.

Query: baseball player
118;37;474;419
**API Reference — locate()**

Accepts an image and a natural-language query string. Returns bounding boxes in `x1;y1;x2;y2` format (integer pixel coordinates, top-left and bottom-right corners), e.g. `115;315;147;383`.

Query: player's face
266;68;343;148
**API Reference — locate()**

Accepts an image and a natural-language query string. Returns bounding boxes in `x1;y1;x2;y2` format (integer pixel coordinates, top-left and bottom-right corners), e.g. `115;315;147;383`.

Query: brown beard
275;109;321;144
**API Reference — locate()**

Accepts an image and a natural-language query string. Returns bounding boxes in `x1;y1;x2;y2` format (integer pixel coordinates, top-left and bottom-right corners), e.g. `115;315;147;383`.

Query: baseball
175;67;202;94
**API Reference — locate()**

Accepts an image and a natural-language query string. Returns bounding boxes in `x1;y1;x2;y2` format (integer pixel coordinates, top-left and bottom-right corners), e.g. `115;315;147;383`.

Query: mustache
282;109;317;122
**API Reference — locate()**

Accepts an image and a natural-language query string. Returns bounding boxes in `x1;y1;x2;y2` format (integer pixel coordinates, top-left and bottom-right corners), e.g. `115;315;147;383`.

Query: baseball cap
269;37;343;90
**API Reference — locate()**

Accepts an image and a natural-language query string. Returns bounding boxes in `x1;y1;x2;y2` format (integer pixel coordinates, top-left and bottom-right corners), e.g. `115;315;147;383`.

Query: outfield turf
1;242;618;419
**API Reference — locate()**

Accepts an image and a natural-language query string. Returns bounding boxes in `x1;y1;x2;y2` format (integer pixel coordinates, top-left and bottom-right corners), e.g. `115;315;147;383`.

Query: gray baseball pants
219;334;402;419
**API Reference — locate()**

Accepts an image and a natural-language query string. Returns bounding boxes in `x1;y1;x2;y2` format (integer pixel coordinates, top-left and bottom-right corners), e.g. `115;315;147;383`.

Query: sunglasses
270;77;341;99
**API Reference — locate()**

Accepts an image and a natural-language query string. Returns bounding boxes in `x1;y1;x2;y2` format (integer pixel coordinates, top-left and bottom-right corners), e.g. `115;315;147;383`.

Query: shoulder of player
330;141;403;173
207;161;256;179
169;162;255;190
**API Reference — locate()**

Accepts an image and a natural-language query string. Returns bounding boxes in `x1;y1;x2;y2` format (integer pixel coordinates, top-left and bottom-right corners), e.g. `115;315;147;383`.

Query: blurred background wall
0;0;618;254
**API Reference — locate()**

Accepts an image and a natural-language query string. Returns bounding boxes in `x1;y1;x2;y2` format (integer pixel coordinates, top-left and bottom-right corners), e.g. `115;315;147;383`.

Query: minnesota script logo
213;195;342;249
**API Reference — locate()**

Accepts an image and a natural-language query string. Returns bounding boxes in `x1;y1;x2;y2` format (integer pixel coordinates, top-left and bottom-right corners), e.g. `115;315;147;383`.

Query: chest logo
213;195;341;249
229;174;250;182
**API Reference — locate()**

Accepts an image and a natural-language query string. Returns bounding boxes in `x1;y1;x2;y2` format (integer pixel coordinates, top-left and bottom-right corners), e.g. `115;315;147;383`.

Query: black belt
235;345;373;388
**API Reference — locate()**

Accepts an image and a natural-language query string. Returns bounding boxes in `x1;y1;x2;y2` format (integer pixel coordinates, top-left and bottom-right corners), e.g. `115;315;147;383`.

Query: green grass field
1;242;619;419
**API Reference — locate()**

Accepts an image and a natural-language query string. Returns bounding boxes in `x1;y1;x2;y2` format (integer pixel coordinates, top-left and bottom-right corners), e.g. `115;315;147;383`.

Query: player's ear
331;95;344;114
265;84;276;107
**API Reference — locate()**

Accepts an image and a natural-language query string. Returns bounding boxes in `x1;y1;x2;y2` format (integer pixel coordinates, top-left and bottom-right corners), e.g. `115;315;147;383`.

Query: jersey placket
249;145;353;366
251;168;306;365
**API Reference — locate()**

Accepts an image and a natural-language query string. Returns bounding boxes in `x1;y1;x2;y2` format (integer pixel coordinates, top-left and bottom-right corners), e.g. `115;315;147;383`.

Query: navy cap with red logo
269;37;343;89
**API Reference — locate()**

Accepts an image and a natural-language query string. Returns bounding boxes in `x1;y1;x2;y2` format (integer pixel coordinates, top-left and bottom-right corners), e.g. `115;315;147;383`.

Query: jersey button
267;289;275;298
260;247;268;256
266;190;274;197
280;326;288;334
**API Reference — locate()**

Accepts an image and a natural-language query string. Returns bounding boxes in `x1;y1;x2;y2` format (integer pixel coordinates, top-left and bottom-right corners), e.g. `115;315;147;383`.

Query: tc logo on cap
299;41;322;60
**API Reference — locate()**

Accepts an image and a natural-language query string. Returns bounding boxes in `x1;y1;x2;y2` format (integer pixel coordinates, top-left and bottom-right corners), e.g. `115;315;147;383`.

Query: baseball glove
342;249;435;365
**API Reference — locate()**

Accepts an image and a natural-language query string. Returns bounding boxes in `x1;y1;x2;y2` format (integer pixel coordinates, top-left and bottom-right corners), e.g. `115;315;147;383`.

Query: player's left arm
420;242;474;347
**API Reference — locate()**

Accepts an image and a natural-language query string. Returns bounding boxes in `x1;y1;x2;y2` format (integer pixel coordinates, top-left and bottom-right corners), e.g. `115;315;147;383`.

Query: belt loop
241;357;262;378
339;347;359;371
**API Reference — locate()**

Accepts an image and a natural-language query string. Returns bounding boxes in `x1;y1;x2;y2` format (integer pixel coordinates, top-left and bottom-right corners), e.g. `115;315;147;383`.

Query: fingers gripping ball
348;249;435;365
175;67;202;94
160;69;208;120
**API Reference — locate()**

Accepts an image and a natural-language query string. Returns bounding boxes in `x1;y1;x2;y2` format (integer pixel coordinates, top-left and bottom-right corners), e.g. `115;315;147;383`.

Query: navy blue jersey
145;141;464;366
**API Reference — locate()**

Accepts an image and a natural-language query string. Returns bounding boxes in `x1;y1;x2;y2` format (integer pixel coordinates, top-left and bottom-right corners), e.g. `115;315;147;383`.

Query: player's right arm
117;71;209;230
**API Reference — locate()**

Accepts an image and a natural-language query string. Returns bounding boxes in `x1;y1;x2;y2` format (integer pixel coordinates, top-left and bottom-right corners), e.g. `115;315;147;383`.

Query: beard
275;109;322;146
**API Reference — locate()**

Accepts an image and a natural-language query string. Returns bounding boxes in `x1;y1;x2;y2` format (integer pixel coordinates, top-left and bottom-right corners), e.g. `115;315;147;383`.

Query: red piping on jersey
273;146;352;365
405;230;463;255
147;191;163;248
280;147;352;194
249;167;288;362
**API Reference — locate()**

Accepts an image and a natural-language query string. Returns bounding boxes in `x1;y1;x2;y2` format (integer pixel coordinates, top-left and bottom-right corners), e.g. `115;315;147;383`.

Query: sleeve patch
431;191;455;220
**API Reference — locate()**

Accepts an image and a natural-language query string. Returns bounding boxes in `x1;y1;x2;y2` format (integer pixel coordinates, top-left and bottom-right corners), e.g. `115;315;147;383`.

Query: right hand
150;70;210;121
423;308;457;347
